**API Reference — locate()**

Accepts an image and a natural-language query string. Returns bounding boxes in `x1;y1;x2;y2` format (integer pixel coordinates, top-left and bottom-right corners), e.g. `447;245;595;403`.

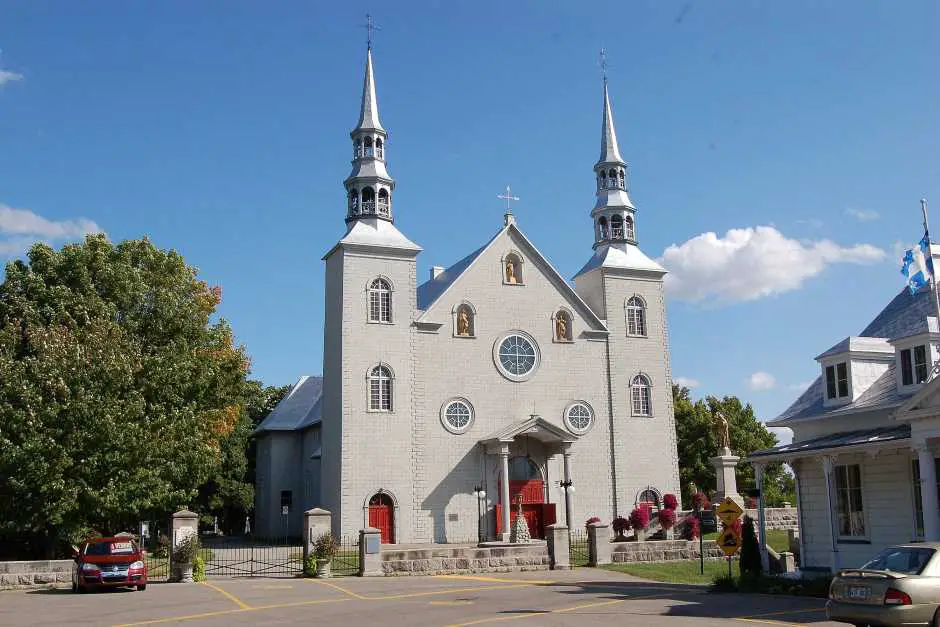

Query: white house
751;283;940;572
253;45;681;543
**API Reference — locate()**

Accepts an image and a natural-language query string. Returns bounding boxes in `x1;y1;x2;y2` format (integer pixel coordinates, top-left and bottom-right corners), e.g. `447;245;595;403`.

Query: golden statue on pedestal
457;310;471;336
555;314;568;341
505;259;517;284
714;411;731;453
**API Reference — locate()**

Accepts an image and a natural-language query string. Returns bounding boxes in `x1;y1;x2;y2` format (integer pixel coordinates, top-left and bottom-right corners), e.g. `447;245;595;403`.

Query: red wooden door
368;494;394;543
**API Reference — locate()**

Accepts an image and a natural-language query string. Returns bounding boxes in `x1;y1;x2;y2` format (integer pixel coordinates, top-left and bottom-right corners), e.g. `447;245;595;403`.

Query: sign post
715;497;744;577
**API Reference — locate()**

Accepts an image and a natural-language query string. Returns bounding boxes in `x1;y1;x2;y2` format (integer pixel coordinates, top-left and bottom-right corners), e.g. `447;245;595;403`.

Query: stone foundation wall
0;560;72;589
380;544;549;576
610;539;724;563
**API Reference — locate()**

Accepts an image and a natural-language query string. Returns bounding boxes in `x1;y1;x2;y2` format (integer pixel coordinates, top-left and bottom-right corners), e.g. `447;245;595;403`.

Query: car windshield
860;547;934;575
84;540;137;556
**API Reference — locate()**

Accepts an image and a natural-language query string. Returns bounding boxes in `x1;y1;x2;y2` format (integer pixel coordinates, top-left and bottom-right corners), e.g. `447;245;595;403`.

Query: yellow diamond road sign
716;527;741;557
716;497;744;526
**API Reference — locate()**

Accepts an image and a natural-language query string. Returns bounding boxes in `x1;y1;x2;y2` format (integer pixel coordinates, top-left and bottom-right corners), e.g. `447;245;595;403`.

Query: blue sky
1;1;938;438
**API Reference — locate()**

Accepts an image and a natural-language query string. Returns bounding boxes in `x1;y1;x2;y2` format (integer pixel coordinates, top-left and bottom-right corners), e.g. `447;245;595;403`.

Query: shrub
172;534;199;564
313;532;339;561
658;507;677;530
193;554;206;582
628;507;650;531
585;516;601;527
663;494;679;510
739;515;762;577
612;517;630;535
303;554;318;576
680;515;700;540
692;492;710;512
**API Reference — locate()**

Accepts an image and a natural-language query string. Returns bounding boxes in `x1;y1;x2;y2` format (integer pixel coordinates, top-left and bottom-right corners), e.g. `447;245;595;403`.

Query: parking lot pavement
0;569;842;627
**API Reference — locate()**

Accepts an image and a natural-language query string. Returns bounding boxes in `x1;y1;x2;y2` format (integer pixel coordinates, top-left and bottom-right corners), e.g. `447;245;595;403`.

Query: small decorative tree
662;493;679;511
612;517;630;542
692;491;710;512
172;534;199;583
658;508;677;532
680;514;700;540
739;515;762;577
308;532;339;578
629;507;650;541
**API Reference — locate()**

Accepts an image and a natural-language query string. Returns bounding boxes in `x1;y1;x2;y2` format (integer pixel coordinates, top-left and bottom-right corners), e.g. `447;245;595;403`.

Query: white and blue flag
901;234;934;295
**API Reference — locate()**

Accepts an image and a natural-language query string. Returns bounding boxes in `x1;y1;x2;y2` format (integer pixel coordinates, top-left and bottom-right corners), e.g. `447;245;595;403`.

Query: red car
71;537;148;592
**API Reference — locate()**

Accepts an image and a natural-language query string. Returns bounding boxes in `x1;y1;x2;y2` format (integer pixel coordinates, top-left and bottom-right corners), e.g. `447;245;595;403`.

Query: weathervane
362;13;382;49
497;185;520;213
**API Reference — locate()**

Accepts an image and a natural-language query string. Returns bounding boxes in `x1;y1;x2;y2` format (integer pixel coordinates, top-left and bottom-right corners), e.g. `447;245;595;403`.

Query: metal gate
569;530;589;567
201;536;303;577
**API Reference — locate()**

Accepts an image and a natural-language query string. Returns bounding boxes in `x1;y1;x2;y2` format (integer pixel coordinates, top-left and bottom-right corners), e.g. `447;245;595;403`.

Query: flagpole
921;198;940;379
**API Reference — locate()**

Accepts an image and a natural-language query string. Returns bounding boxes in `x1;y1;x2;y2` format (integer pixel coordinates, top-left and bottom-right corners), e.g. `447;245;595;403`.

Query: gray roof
750;424;910;460
417;236;495;311
598;81;624;165
771;285;933;426
254;376;323;433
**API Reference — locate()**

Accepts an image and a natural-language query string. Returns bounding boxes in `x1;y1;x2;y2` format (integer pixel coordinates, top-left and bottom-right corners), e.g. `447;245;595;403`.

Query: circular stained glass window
441;399;474;434
496;333;538;380
565;402;594;434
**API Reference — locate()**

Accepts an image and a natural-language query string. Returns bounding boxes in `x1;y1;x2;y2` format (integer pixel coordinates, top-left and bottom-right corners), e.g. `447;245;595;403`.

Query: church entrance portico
480;416;577;541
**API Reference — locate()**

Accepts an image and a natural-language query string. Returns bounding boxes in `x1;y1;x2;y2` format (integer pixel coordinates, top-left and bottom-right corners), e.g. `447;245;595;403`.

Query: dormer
815;336;894;407
889;316;940;396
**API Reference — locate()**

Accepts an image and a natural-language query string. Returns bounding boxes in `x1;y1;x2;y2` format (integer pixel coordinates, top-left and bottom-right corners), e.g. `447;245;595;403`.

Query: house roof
815;336;894;361
749;424;910;461
254;376;323;433
770;285;934;426
416;233;498;311
573;243;666;279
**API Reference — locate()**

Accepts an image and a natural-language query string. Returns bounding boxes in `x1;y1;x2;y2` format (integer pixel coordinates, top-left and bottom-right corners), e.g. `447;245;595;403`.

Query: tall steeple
344;46;395;223
591;78;636;248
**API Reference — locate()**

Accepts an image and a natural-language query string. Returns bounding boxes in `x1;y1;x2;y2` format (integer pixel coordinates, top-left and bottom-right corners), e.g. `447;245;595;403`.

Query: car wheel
136;584;146;591
77;584;88;594
933;608;940;627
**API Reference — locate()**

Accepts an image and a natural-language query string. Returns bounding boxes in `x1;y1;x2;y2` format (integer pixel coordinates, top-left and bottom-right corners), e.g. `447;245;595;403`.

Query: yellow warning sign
716;497;744;526
716;527;741;557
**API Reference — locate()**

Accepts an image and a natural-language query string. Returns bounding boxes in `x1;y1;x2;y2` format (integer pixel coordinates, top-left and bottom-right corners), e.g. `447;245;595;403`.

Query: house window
280;490;292;508
631;374;652;416
626;296;647;337
901;346;929;386
825;363;849;399
911;457;940;539
368;278;392;323
368;365;393;411
835;464;865;538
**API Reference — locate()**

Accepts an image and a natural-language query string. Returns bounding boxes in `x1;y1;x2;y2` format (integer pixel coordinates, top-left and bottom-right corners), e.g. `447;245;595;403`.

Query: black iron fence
569;530;589;567
201;536;303;578
331;535;360;577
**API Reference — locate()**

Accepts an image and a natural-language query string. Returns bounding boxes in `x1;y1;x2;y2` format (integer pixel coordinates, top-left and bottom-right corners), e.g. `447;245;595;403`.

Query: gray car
827;544;940;626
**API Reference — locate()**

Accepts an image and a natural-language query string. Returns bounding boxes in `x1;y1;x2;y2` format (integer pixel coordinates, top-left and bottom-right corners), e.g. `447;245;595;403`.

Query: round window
494;332;540;381
565;402;594;434
441;399;474;434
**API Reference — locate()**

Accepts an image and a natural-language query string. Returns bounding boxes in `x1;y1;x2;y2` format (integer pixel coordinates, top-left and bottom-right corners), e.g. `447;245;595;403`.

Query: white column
500;444;511;542
821;455;840;573
754;463;770;573
917;444;940;541
792;461;806;564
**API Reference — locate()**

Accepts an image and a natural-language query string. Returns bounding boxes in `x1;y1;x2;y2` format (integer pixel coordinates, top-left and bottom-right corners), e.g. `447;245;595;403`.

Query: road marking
430;600;474;606
444;593;667;627
733;606;827;626
252;584;293;589
301;578;534;601
305;578;370;600
200;581;251;610
112;598;350;626
435;575;554;585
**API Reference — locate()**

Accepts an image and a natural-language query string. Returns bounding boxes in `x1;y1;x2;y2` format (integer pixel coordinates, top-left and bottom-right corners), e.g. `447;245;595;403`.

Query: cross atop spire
362;13;382;50
498;185;520;226
599;48;608;84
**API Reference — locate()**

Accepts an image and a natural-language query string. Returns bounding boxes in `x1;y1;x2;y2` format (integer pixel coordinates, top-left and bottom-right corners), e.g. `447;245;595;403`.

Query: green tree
673;385;793;508
0;235;248;557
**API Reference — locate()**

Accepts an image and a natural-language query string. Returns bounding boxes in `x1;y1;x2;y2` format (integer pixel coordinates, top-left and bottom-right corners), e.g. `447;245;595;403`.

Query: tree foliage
0;235;249;556
673;385;795;508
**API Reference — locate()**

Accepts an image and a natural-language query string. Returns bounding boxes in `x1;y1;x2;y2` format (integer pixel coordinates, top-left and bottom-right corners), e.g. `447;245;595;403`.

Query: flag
901;234;934;295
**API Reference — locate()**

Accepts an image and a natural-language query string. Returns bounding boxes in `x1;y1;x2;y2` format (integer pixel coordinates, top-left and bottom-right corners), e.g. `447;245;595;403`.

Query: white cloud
845;207;880;222
0;204;102;258
747;371;776;391
674;377;700;389
659;225;886;303
0;69;22;87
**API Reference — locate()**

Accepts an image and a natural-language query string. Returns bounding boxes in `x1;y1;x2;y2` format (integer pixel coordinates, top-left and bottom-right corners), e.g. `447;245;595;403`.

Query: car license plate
848;585;870;600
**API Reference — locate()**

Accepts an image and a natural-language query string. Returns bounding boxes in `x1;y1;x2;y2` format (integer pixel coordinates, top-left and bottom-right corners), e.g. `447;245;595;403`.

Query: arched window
354;138;363;158
508;457;542;481
368;365;393;411
599;171;607;189
608;168;617;188
348;189;360;215
618;169;625;189
625;215;635;241
361;187;375;214
364;136;374;157
610;215;624;240
631;374;652;416
598;216;609;240
455;303;475;337
368;278;392;323
375;137;384;159
637;488;660;514
554;309;572;342
626;296;646;337
377;188;390;216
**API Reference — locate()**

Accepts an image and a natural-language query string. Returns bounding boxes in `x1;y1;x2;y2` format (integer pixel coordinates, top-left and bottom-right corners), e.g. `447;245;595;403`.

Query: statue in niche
555;314;568;341
505;259;517;284
457;310;471;336
714;411;731;453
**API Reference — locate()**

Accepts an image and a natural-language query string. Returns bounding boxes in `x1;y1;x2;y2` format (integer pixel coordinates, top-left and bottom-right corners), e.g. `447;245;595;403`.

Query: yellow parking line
733;606;827;626
435;575;555;585
200;580;252;610
373;583;533;601
112;598;350;626
444;593;666;627
305;578;371;600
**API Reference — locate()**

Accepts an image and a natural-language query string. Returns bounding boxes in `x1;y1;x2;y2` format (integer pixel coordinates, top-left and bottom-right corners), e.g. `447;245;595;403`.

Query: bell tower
591;78;637;248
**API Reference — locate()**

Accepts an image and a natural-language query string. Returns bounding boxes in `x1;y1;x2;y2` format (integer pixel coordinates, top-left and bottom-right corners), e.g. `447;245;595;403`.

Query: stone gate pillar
587;520;611;566
545;523;570;570
303;508;332;563
359;527;383;577
170;509;198;582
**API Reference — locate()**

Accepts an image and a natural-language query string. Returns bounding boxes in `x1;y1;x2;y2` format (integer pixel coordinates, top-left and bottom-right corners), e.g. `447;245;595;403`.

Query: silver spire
598;80;624;165
355;48;384;133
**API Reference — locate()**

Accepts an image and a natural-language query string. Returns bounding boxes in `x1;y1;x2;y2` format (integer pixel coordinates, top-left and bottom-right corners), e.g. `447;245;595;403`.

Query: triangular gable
896;376;940;419
480;415;577;445
416;222;607;332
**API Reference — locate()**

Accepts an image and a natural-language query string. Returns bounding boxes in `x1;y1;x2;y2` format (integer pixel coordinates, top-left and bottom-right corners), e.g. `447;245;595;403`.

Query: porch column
821;455;840;573
500;443;511;541
562;445;573;529
753;462;769;573
916;443;940;541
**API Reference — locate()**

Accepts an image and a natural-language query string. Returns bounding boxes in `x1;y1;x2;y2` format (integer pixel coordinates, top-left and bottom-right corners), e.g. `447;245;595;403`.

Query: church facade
254;46;680;544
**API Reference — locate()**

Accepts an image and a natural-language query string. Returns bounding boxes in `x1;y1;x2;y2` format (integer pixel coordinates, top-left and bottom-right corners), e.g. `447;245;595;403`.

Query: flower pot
315;558;332;578
178;563;194;583
664;527;674;540
635;529;647;542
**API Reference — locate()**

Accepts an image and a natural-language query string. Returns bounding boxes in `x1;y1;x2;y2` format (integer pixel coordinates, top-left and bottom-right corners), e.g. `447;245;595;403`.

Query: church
254;45;681;544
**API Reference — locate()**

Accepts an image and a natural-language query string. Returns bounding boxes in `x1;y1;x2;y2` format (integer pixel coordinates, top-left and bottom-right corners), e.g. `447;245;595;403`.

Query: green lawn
603;559;739;584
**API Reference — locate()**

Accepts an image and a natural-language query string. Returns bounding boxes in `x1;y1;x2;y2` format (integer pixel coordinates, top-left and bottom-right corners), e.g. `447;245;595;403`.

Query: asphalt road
0;569;842;627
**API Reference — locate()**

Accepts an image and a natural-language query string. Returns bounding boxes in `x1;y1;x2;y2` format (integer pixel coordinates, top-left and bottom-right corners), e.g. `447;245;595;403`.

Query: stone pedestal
710;450;744;508
587;522;611;566
170;509;198;583
358;528;382;577
303;508;332;563
545;524;570;570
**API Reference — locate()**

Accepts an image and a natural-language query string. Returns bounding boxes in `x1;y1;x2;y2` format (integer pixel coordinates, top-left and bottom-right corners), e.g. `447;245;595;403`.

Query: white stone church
254;46;680;544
